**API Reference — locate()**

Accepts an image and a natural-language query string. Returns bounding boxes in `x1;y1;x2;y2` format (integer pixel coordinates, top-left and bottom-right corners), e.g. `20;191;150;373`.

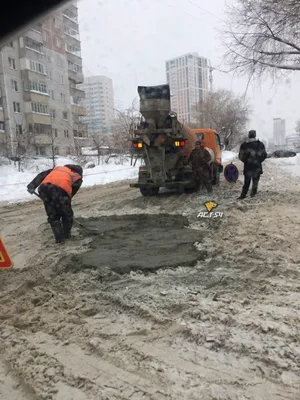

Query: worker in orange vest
27;164;83;244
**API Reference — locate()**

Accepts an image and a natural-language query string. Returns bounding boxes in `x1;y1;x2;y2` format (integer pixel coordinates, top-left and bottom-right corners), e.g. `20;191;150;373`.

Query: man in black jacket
238;130;267;199
27;164;83;243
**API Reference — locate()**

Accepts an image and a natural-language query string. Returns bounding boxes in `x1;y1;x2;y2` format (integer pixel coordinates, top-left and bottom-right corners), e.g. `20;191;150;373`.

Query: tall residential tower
78;76;115;135
165;52;209;124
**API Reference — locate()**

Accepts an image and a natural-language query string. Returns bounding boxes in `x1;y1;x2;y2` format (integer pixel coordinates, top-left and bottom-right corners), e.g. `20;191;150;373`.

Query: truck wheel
140;187;159;196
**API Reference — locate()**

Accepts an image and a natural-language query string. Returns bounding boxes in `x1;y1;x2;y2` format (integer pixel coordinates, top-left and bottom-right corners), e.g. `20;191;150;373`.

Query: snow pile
0;156;140;204
273;153;300;177
222;151;237;164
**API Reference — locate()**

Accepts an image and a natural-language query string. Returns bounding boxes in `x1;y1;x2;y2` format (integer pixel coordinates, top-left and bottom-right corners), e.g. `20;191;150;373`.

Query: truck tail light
133;142;143;148
174;140;185;147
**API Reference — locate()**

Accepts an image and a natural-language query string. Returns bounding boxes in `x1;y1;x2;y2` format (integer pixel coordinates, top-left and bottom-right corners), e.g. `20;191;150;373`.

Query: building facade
273;118;286;147
165;52;209;124
0;1;88;158
286;134;300;150
78;76;114;135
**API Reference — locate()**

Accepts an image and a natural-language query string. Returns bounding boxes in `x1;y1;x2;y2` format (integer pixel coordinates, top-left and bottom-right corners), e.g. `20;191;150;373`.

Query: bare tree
221;0;300;79
191;89;252;149
111;100;140;164
296;119;300;134
89;132;108;165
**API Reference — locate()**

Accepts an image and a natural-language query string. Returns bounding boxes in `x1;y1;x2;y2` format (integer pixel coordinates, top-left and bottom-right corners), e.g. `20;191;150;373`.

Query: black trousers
193;167;212;193
242;169;261;196
38;183;73;236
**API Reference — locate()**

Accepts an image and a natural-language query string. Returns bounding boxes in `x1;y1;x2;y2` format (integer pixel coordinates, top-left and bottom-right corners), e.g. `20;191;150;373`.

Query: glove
27;186;35;194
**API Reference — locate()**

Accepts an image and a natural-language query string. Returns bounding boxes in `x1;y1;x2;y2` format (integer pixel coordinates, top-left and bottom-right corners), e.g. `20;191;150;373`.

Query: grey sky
78;0;300;140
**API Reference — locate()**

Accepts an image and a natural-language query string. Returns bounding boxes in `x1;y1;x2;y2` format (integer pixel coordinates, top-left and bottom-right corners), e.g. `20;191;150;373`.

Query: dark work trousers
193;167;212;193
38;183;73;241
241;169;261;197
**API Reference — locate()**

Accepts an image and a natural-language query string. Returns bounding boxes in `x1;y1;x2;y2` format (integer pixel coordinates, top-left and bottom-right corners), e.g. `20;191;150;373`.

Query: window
13;102;21;113
43;31;49;42
50;109;56;119
52;128;58;137
53;18;60;29
62;111;68;120
60;93;66;102
16;125;22;135
59;75;64;85
29;81;47;94
50;90;54;99
31;102;48;114
64;26;79;40
55;37;62;48
64;129;69;138
32;123;49;134
8;57;16;69
56;55;63;66
65;43;80;56
11;80;18;91
25;37;42;53
46;70;52;80
0;122;5;131
29;60;45;75
68;61;82;74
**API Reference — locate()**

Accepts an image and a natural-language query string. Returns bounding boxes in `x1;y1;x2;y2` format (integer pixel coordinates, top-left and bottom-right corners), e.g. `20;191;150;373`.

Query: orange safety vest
41;166;82;197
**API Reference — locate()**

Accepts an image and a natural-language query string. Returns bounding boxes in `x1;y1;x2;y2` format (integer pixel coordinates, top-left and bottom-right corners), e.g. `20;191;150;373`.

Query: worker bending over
27;164;83;244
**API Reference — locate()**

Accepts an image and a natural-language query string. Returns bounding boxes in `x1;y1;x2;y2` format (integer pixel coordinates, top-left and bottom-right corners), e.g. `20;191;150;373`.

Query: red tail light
180;141;185;147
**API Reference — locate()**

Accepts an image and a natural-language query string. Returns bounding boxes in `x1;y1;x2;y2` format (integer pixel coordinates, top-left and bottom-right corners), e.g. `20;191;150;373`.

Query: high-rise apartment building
165;52;209;124
78;76;114;135
0;1;88;157
273;118;286;147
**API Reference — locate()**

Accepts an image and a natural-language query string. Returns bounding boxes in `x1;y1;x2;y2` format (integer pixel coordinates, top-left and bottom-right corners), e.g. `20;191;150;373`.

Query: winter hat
248;130;256;139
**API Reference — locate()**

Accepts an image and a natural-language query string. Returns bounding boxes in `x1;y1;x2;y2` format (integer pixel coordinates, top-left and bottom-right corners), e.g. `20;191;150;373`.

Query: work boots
62;221;72;240
50;221;65;244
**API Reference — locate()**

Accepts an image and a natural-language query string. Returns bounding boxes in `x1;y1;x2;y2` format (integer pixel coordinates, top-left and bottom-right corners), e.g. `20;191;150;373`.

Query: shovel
33;191;100;234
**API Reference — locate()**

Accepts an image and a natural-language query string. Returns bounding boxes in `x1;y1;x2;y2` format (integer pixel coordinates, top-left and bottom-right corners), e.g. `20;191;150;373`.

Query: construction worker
188;140;212;193
27;164;83;243
238;130;267;199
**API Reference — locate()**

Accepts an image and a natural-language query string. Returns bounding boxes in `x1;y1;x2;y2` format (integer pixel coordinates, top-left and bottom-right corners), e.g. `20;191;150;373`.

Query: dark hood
64;164;83;177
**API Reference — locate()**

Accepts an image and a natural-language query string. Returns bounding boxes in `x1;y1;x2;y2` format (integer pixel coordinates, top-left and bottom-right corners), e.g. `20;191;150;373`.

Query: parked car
270;150;297;158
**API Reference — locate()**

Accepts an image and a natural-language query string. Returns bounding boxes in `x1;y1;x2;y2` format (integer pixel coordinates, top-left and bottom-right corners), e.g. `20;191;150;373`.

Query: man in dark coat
188;140;212;193
238;130;267;199
27;164;83;243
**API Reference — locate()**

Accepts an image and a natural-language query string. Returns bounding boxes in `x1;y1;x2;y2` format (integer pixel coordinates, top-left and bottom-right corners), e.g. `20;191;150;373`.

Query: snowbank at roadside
0;156;140;204
0;150;237;204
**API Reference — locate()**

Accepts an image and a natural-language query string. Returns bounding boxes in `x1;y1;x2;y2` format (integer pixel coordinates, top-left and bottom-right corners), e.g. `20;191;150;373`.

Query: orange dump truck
130;84;223;196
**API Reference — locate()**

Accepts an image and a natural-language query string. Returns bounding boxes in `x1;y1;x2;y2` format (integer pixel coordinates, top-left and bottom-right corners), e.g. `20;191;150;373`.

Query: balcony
34;134;52;145
72;104;87;116
23;91;49;103
74;136;92;148
62;6;79;24
68;69;84;84
70;86;85;100
26;113;51;126
64;25;80;41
